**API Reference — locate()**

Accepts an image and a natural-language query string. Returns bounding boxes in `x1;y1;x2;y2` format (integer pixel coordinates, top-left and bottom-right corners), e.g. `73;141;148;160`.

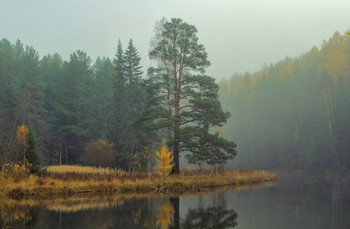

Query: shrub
83;139;116;167
0;161;31;181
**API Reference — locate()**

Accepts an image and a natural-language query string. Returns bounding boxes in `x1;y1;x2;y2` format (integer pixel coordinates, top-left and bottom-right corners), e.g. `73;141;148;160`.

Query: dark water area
1;175;349;229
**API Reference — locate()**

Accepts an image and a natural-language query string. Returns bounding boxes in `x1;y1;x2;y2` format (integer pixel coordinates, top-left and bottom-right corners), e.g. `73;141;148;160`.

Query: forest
220;31;350;172
1;19;349;173
0;18;236;173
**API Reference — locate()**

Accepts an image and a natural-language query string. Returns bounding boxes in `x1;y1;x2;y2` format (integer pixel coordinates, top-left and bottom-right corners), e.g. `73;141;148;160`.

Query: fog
219;31;350;171
1;1;350;172
1;0;349;79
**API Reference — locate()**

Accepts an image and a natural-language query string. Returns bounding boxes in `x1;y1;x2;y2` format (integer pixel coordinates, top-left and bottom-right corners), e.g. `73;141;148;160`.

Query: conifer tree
148;18;237;173
16;124;42;173
51;50;93;164
111;39;149;170
111;40;130;169
90;57;115;139
124;39;143;85
25;125;43;174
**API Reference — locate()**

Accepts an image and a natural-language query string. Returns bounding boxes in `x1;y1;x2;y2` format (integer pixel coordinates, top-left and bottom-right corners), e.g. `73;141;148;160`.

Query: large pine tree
148;18;237;173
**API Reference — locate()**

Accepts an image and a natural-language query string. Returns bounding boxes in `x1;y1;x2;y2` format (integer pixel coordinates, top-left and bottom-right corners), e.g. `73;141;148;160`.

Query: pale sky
1;0;349;79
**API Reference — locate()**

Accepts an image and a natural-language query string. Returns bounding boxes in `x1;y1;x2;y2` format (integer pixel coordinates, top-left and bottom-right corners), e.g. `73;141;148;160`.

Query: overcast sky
1;0;349;79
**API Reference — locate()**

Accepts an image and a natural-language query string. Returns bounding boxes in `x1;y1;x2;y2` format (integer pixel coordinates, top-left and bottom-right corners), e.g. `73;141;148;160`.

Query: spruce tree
111;39;150;170
124;39;143;85
26;125;43;174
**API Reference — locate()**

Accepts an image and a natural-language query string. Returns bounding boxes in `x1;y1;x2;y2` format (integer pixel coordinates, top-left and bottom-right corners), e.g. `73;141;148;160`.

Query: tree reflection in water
0;206;43;229
0;194;237;229
156;200;174;229
180;207;237;229
167;195;237;229
2;179;350;228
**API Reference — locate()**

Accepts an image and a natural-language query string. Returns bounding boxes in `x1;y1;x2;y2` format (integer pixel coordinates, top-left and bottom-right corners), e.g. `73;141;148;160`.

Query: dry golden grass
0;167;277;223
0;180;276;224
0;165;277;197
46;165;124;175
45;165;162;181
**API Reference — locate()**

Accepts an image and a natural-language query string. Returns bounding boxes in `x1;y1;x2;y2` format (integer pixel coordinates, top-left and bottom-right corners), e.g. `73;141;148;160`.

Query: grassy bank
0;165;277;197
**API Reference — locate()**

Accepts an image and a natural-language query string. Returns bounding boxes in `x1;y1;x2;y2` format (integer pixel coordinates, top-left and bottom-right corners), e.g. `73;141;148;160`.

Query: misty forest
0;18;236;174
0;17;350;174
220;31;350;172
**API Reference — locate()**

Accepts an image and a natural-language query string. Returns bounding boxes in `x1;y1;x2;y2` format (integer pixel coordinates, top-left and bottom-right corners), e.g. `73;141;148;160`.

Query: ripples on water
0;176;349;228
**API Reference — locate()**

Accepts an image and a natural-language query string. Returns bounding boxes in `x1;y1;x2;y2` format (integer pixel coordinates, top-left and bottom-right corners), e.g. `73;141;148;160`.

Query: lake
1;175;349;228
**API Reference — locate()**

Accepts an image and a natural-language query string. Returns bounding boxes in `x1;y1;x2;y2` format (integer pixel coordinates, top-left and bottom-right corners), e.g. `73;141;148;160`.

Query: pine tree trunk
172;87;180;174
172;120;180;174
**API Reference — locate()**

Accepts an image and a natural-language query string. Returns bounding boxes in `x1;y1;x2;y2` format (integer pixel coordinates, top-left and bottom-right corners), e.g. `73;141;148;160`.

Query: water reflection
0;205;42;229
0;195;149;229
170;193;237;229
0;194;237;229
156;200;174;229
179;207;237;229
0;178;349;228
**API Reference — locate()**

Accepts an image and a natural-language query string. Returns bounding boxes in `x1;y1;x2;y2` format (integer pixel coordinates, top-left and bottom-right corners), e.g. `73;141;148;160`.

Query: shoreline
0;181;276;215
0;170;277;197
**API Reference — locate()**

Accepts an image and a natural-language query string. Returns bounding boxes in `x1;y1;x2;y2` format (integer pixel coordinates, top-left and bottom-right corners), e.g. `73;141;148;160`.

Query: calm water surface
1;176;349;228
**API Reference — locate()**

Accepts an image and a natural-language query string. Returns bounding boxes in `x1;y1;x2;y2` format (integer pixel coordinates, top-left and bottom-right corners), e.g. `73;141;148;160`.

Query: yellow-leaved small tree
156;138;175;177
16;125;29;162
17;125;29;146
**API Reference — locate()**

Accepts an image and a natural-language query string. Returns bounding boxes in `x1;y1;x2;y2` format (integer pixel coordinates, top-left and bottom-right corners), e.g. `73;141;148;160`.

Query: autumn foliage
156;201;174;229
0;161;31;182
156;139;174;177
16;125;29;146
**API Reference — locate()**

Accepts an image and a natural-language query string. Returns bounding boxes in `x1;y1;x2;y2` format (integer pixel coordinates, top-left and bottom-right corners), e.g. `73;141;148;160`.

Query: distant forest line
220;31;350;172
